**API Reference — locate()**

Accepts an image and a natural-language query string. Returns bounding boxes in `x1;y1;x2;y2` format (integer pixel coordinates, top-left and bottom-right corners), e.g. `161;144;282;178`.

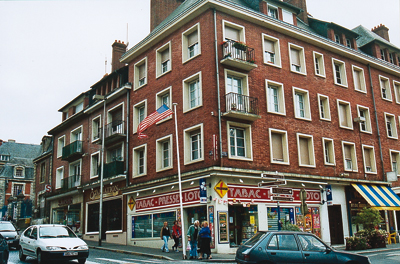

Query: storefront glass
186;206;207;225
267;207;294;230
228;205;258;247
87;198;122;234
52;204;81;231
132;211;176;239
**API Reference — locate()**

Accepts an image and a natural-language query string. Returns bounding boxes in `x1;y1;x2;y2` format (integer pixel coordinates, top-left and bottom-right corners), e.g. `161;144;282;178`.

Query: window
322;138;335;166
70;126;82;143
228;122;252;160
342;142;357;172
379;76;392;101
225;69;249;111
390;150;400;176
357;105;372;133
262;34;281;67
13;184;23;196
75;102;83;113
184;124;204;165
293;87;311;120
267;5;278;19
0;155;10;161
362;145;377;174
223;21;245;42
269;128;289;165
15;167;24;178
156;135;173;172
69;160;81;188
107;143;124;163
182;23;200;62
90;152;100;179
393;81;400;104
289;44;306;74
332;58;348;87
133;144;147;177
134;57;147;89
337;100;353;129
352;66;366;93
56;166;64;189
268;234;298;251
156;42;171;77
92;115;101;142
334;34;341;44
380;49;385;60
266;80;285;115
298;234;326;252
317;94;331;121
297;133;315;167
40;163;46;183
133;100;147;134
346;38;352;48
385;113;398;139
389;53;394;64
313;52;325;77
57;136;65;158
282;10;294;24
183;72;202;112
156;87;172;122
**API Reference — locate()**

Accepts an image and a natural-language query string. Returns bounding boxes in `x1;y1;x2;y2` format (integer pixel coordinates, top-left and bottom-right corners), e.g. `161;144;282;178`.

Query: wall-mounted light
190;181;194;185
153;189;156;193
301;183;306;187
136;192;139;196
239;179;243;183
171;186;175;190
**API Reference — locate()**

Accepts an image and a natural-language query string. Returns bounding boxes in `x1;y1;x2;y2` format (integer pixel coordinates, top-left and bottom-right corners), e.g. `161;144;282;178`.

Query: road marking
123;258;164;263
96;257;137;263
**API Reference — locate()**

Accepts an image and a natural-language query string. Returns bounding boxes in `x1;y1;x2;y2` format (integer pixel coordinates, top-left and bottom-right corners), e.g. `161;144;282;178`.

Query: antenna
105;56;107;74
126;23;129;47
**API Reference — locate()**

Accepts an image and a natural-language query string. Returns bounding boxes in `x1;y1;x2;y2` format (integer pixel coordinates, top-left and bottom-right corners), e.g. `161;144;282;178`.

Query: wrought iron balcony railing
61;141;83;161
99;160;125;179
222;40;255;63
61;174;81;191
105;120;125;138
225;92;259;115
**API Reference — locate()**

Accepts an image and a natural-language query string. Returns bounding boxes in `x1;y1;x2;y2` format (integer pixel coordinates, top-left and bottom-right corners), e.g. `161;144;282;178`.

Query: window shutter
138;64;146;79
225;26;240;41
291;48;300;66
339;104;348;127
299;138;310;165
264;39;274;53
161;49;169;63
188;31;198;46
364;149;371;167
344;145;352;159
272;133;284;160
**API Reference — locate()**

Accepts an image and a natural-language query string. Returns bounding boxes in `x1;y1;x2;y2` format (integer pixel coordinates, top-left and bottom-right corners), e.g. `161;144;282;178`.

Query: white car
19;224;89;264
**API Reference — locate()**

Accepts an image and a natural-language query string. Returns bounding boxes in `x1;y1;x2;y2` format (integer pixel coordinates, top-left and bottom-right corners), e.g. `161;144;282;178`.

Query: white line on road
123;258;164;263
95;258;137;263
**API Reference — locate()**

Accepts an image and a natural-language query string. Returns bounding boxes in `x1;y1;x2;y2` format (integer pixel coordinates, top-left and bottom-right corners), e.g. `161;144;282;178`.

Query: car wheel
37;250;46;264
78;258;86;264
19;247;26;261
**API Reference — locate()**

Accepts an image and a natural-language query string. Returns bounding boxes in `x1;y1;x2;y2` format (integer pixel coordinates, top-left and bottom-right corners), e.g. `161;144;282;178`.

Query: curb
349;247;400;255
88;245;174;261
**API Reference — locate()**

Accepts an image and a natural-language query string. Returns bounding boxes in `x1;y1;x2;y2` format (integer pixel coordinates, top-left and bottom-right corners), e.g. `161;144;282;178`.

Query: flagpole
173;103;186;259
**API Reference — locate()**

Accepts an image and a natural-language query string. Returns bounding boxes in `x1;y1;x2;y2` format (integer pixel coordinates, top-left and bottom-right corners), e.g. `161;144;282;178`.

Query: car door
20;227;35;256
266;234;303;264
297;234;337;263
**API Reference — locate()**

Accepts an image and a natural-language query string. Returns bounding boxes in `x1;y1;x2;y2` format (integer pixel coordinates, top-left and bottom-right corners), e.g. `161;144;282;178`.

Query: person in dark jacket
160;221;172;252
172;220;181;252
198;221;212;259
187;220;200;259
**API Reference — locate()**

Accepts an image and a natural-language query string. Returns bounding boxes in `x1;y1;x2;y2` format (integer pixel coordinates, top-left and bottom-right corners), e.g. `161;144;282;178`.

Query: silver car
19;224;89;264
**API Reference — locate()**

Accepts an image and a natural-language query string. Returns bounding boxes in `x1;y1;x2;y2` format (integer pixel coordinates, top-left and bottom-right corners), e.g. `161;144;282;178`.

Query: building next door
328;205;344;245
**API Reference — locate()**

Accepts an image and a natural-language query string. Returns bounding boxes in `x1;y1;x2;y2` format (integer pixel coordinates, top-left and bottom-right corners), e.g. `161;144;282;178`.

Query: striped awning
352;183;400;210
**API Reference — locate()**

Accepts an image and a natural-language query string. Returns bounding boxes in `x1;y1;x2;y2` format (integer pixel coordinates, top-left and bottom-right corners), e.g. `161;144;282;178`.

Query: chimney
150;0;184;32
8;139;16;143
372;24;390;42
283;0;308;24
0;139;3;147
111;40;127;72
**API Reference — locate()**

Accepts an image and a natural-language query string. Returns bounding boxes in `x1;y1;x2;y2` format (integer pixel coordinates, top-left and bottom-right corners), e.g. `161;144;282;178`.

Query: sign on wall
218;211;229;244
214;180;229;198
200;179;207;203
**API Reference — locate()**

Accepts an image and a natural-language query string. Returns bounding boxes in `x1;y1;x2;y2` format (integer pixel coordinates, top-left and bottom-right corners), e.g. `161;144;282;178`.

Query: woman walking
160;221;172;253
172;220;181;252
198;221;212;259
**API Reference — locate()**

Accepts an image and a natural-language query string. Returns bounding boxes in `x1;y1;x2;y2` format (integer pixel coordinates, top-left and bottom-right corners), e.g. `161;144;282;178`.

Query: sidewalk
85;240;400;262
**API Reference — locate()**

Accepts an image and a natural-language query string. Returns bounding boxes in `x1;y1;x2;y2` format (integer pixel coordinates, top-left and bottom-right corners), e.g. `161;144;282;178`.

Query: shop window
380;76;392;101
390;150;400;176
134;57;147;90
296;133;315;167
394;81;400;104
385;113;398;139
342;141;357;172
263;34;281;67
322;138;335;166
289;44;306;75
266;80;285;115
87;198;122;233
357;105;372;133
132;211;176;239
133;144;147;177
268;234;299;251
332;58;348;87
295;207;321;237
133;100;147;134
337;99;353;130
229;205;258;246
182;23;200;62
317;94;330;121
352;66;366;93
313;52;325;77
269;128;289;165
267;207;293;231
293;87;311;121
362;145;377;174
183;71;202;113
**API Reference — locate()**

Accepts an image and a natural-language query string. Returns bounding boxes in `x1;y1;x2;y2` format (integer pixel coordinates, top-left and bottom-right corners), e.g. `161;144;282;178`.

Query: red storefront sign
135;188;200;212
227;184;321;204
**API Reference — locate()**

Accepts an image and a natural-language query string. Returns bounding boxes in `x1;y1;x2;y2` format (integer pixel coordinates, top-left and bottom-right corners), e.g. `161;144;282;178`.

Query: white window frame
267;4;279;19
182;23;201;63
313;51;325;78
134;57;147;90
269;128;290;165
288;43;306;75
322;137;335;166
356;105;372;134
156;134;173;172
224;69;249;95
14;166;25;178
106;142;124;163
12;182;25;196
390;150;400;176
342;141;357;172
91;115;101;143
132;99;147;134
393;80;400;104
132;144;147;178
57;135;65;158
282;9;294;25
90;151;100;179
385;112;398;139
155;86;172;123
227;121;253;161
107;102;125;124
332;58;348;87
183;71;203;113
156;41;172;78
56;166;64;190
69;159;82;177
184;123;204;165
296;133;315;167
293;87;311;121
266;79;285;115
352;65;367;93
337;99;353;130
362;144;377;174
262;34;281;68
379;75;392;101
317;94;331;121
70;125;83;143
222;20;245;42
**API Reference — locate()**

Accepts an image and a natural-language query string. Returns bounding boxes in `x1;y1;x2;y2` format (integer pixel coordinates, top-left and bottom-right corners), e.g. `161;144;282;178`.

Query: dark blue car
235;231;371;264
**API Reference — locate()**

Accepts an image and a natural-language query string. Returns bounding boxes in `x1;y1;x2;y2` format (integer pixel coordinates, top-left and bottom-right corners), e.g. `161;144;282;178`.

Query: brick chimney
111;40;127;72
283;0;308;24
150;0;184;32
0;139;3;147
372;24;390;42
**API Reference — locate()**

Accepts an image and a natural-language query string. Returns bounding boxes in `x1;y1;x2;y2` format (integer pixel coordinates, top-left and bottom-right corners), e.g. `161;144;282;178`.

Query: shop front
48;192;83;234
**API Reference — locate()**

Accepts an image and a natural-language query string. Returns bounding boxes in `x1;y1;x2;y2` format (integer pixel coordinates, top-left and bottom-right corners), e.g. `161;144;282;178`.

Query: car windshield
243;232;267;247
0;223;16;232
39;226;77;238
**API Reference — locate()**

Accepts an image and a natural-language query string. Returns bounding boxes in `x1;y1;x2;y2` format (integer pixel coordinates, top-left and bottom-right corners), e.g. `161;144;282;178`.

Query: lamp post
93;94;106;246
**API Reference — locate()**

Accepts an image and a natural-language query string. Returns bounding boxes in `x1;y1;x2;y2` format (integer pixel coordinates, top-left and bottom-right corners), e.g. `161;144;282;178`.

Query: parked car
0;234;9;264
19;224;89;264
0;221;19;249
235;231;371;264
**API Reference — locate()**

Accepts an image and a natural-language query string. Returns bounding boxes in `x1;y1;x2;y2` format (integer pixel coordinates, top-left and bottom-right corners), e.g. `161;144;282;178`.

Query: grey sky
0;0;399;145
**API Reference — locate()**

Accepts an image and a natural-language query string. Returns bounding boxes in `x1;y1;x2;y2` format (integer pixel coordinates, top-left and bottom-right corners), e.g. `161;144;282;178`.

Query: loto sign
135;189;200;211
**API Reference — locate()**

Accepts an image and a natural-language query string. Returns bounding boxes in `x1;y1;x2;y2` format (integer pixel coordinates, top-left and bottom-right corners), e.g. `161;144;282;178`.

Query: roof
58;92;88;112
308;17;359;39
352;25;400;51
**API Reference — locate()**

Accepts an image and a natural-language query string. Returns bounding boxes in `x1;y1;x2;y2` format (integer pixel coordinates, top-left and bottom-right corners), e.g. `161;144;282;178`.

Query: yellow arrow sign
128;196;135;211
214;180;229;198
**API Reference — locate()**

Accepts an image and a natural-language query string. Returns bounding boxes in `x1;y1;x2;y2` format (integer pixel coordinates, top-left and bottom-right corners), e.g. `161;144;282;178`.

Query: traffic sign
258;180;287;187
272;196;294;202
214;180;229;198
272;187;293;195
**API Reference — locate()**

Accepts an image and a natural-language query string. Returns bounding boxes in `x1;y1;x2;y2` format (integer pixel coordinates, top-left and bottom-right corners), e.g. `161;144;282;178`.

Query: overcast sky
0;0;399;145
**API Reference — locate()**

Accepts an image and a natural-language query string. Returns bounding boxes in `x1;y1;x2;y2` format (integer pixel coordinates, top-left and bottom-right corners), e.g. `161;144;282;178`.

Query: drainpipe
367;64;386;181
214;8;223;166
125;87;130;187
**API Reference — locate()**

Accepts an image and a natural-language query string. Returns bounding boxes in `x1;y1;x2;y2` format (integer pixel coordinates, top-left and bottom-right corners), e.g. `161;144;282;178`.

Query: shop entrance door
328;205;344;245
228;205;258;247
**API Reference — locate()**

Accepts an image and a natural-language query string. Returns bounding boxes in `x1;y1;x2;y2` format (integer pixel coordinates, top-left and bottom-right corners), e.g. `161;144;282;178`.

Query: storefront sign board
58;197;73;207
89;185;119;200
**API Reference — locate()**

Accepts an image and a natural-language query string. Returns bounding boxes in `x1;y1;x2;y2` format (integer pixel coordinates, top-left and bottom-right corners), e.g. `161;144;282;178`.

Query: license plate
63;251;78;256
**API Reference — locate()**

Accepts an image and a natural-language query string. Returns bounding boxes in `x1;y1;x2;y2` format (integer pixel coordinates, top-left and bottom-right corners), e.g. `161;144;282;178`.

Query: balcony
221;40;257;71
61;175;81;191
98;120;126;145
61;141;83;161
100;160;125;179
222;92;260;121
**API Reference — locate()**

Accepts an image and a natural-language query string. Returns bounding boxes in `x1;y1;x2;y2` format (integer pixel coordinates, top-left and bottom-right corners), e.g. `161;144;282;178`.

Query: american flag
137;104;173;139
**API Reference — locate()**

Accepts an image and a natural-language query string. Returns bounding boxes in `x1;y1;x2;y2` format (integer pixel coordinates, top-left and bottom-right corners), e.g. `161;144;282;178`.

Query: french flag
137;104;173;139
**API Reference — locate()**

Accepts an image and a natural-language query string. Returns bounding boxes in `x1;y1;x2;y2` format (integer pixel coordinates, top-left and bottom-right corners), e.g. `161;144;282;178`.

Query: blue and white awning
352;183;400;210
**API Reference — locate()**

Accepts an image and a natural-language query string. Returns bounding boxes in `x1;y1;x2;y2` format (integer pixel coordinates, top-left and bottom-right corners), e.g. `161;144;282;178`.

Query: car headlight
46;246;63;251
76;245;88;250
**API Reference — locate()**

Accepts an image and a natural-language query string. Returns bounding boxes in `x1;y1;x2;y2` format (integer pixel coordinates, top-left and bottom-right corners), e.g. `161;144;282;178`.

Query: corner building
120;0;400;253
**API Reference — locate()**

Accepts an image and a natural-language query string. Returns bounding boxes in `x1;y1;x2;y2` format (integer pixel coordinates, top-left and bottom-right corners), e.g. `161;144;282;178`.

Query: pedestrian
172;220;181;252
198;221;212;259
160;221;172;253
197;221;204;259
187;220;200;259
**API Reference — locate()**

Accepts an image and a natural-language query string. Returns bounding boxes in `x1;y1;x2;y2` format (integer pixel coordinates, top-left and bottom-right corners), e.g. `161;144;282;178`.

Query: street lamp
93;94;106;246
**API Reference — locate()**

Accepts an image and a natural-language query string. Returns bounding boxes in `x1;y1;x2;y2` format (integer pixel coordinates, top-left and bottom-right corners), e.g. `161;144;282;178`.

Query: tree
354;208;383;232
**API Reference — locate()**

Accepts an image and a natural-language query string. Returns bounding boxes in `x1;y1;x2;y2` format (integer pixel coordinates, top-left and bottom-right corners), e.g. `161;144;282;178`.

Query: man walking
187;220;200;259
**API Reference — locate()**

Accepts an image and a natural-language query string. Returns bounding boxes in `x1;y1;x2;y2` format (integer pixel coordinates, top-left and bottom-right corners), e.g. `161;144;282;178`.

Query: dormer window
75;102;83;113
0;155;10;161
282;10;293;25
380;49;385;60
268;5;278;19
14;166;24;178
346;39;352;48
334;34;341;44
